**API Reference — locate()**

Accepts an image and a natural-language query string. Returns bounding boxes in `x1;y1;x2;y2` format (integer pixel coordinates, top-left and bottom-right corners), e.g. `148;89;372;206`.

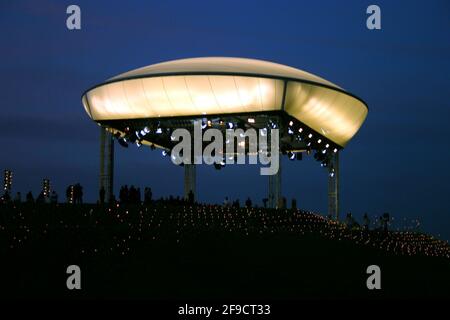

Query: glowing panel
85;75;284;120
284;82;367;147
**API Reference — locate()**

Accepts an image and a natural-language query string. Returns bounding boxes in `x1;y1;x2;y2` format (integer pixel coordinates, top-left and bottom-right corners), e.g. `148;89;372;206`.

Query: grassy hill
0;203;449;299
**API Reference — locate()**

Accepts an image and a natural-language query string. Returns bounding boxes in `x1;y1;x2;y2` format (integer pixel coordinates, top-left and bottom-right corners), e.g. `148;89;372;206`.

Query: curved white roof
110;57;341;90
83;57;368;147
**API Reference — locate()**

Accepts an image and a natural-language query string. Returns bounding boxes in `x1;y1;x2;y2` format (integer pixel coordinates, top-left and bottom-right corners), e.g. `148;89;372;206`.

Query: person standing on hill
188;190;194;204
99;186;105;204
363;213;370;231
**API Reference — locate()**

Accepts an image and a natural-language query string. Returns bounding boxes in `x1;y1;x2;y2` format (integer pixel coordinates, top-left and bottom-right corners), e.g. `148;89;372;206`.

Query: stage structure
83;57;368;218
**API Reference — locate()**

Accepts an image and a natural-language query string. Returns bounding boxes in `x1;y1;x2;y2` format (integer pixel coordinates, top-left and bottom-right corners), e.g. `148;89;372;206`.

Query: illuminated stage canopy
82;57;368;147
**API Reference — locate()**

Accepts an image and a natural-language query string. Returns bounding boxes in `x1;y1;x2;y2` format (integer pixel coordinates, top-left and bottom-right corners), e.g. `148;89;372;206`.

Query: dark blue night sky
1;1;449;239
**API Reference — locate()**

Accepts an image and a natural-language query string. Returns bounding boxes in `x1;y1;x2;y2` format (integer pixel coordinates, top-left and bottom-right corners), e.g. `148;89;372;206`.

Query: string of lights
1;203;448;259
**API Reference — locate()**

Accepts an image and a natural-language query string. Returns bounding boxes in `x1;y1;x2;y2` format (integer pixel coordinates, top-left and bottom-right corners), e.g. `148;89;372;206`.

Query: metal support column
99;127;114;203
328;151;339;220
268;152;281;209
184;164;196;201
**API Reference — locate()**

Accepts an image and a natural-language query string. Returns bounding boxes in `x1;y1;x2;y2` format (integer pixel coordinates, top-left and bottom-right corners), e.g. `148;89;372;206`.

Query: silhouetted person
99;186;105;204
129;185;137;203
119;185;129;204
346;212;354;229
363;213;370;231
245;197;252;208
26;191;34;203
36;191;45;204
73;183;83;204
144;187;152;204
262;198;268;208
291;198;297;210
137;187;141;204
282;197;287;209
188;190;194;204
14;192;21;204
50;191;58;204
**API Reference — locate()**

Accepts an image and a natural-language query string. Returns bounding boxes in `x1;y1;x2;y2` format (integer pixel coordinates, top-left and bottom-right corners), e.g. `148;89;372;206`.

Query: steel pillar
328;151;339;220
184;164;196;201
268;153;281;208
99;127;114;203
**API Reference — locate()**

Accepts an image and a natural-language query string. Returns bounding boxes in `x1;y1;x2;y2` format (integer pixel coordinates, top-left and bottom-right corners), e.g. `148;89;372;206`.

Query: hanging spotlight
325;144;330;148
268;120;277;129
298;128;303;133
317;139;322;144
260;128;267;137
329;167;335;177
139;127;149;137
162;150;168;157
289;120;294;126
118;139;128;148
201;118;207;129
288;152;295;160
227;122;234;129
248;118;255;124
333;148;338;153
135;130;141;140
114;133;128;148
127;129;138;143
156;128;162;134
308;133;313;139
288;128;294;135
